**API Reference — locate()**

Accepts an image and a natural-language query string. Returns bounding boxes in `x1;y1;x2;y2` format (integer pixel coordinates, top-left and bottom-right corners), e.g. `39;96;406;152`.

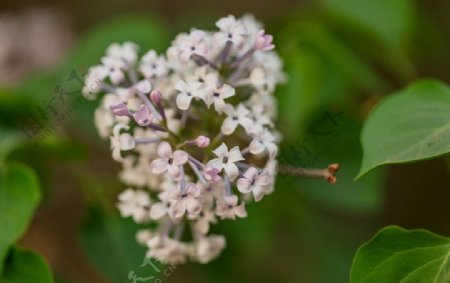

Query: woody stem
278;163;340;184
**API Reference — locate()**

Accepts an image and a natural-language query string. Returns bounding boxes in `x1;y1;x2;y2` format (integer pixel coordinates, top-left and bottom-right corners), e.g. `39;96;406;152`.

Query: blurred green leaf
277;21;388;140
358;79;450;178
79;206;160;283
1;247;53;283
0;163;41;276
277;46;349;139
350;226;450;283
319;0;416;80
320;0;414;47
0;130;23;168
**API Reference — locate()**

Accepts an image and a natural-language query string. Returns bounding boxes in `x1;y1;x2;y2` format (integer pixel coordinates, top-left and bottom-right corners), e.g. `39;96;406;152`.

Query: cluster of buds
83;15;286;264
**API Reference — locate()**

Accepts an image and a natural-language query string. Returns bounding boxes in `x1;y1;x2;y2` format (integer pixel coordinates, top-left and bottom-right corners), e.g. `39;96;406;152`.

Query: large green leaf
0;163;41;276
358;79;450;178
350;226;450;283
79;207;161;283
1;248;53;283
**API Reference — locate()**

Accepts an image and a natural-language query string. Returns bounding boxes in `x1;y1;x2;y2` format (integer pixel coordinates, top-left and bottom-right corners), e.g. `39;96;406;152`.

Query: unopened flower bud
110;103;130;116
254;30;274;51
133;104;153;126
150;90;163;105
203;166;220;181
196;136;210;148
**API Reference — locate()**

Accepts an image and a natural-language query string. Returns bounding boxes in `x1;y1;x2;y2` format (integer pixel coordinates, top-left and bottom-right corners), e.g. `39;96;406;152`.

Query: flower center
168;157;173;164
223;157;229;163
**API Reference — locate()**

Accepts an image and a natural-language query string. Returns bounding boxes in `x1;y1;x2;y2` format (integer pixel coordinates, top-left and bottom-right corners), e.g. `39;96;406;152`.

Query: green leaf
79;207;161;283
319;0;416;80
320;0;414;48
0;163;41;275
1;248;53;283
358;79;450;178
350;226;450;283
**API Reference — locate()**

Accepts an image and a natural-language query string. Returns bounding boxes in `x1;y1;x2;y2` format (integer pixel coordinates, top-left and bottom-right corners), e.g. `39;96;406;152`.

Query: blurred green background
0;0;449;282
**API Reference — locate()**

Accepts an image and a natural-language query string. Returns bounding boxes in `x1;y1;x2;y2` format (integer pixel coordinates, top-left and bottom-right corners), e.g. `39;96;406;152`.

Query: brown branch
278;163;340;184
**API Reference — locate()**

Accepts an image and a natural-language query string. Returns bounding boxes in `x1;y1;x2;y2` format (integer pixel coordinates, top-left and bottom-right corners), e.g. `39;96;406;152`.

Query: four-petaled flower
215;195;247;220
237;167;271;202
175;80;203;110
117;188;151;223
205;84;235;112
169;183;202;218
207;143;244;180
214;15;247;46
149;142;188;178
221;104;253;135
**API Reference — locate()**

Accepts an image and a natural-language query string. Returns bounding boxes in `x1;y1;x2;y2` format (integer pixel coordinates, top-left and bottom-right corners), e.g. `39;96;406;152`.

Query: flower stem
278;164;340;184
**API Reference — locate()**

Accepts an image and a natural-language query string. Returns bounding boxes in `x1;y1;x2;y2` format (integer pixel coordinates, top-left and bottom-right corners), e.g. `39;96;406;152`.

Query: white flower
117;188;151;223
101;56;128;85
198;180;225;207
248;126;278;157
237;167;271;202
214;15;247;46
177;30;208;64
82;65;108;99
196;235;226;264
140;50;168;78
207;143;244;181
149;190;171;220
175;79;204;110
168;183;202;218
106;42;138;65
204;84;235;112
190;209;217;234
186;66;219;89
149;142;188;178
83;14;285;265
110;124;135;161
221;104;253;135
146;235;189;264
215;195;247;219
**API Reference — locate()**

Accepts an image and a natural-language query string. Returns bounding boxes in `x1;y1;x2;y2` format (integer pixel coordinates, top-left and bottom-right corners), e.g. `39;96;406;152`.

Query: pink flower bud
254;30;274;51
195;136;210;148
110;103;130;116
203;166;220;181
133;104;153;126
150;90;163;104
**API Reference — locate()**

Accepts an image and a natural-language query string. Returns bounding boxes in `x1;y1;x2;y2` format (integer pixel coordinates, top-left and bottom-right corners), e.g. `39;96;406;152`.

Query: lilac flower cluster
83;15;285;264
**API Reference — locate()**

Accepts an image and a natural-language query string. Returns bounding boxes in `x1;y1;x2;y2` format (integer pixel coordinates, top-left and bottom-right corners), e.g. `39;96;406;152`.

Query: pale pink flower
215;195;247;220
207;143;244;180
149;142;188;177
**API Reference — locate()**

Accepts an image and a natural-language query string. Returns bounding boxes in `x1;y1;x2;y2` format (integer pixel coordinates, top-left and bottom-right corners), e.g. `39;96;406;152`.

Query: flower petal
224;162;239;181
176;92;193;110
149;159;168;174
172;150;188;165
157;141;172;158
149;202;167;219
236;178;252;193
221;118;237;135
170;200;186;219
186;198;201;215
234;203;247;218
